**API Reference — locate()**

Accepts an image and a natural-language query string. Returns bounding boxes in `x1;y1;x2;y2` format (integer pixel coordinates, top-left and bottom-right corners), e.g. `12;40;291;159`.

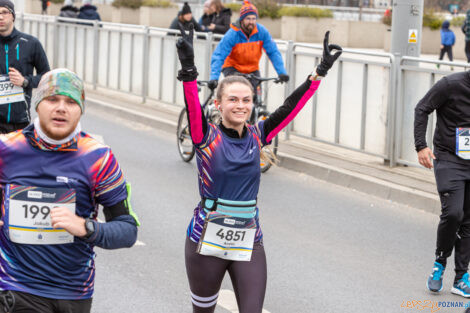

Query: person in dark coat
77;0;101;21
59;0;79;18
199;0;214;32
206;0;231;34
462;10;470;62
0;0;50;133
40;0;48;15
169;2;202;32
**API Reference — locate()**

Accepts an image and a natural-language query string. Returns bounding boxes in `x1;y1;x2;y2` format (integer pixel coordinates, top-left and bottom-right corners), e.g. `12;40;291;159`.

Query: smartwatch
83;218;96;239
21;78;29;88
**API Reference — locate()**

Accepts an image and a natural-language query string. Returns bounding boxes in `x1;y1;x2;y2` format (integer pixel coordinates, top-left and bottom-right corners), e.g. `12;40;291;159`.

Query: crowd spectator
59;0;79;18
77;0;101;21
169;2;202;32
205;0;231;35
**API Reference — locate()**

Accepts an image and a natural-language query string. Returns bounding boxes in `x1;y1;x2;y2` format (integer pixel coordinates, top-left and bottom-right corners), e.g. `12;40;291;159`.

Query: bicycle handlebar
240;73;284;84
197;80;217;91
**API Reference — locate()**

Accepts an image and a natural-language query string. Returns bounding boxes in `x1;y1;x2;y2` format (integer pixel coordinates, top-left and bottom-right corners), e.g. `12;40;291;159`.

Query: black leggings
439;45;453;62
466;41;470;63
434;159;470;282
185;237;267;313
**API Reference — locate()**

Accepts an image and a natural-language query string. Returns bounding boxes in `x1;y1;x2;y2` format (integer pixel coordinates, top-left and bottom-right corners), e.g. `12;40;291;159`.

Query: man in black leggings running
415;70;470;297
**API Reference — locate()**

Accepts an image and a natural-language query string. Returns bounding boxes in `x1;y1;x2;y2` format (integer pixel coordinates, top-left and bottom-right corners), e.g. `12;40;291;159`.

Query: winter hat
33;69;85;114
442;20;450;29
181;2;191;15
82;0;92;6
0;0;15;20
64;0;73;6
239;0;257;21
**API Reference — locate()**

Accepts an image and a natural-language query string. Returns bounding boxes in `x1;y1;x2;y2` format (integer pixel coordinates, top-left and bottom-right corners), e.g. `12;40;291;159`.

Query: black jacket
78;5;101;21
0;28;50;124
210;8;232;35
59;5;79;18
169;17;202;32
199;13;214;31
414;71;470;164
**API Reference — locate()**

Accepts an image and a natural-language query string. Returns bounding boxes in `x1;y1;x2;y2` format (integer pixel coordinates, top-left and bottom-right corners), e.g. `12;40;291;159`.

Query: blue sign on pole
449;4;459;14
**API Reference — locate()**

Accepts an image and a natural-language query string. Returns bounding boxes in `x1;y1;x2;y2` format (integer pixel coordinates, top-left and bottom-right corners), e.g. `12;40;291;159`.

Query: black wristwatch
83;218;96;239
21;78;29;88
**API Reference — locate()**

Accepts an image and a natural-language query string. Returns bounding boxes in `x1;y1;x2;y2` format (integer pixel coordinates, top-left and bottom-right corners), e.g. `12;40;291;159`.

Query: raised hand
176;23;195;70
316;31;342;77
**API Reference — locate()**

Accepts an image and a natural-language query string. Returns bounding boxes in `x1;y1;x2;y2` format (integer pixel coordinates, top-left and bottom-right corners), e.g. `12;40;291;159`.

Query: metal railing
16;13;455;168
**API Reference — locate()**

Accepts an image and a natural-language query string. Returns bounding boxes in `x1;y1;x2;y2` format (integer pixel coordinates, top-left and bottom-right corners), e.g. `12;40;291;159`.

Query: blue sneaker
452;273;470;298
427;262;445;292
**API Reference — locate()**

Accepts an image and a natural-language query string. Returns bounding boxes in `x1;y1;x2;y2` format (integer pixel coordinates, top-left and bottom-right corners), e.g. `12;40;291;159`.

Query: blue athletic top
182;78;320;243
0;124;137;300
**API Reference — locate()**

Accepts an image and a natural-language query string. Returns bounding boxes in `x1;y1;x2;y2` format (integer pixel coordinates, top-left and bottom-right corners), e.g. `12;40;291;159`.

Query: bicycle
176;76;283;173
176;80;218;163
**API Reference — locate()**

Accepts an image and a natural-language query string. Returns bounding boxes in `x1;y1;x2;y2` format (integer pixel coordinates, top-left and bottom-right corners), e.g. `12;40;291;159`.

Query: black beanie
0;0;14;20
181;2;191;15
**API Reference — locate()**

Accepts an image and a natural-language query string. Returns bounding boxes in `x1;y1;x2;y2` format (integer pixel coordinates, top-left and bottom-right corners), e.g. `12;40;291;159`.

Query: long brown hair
211;0;225;13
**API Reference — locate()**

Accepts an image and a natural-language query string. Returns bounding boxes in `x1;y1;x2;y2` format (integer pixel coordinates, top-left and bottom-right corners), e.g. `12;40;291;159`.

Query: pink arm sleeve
183;80;206;145
265;80;321;143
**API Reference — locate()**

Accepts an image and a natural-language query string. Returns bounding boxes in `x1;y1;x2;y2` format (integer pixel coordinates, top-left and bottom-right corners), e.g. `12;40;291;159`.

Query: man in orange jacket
209;0;289;90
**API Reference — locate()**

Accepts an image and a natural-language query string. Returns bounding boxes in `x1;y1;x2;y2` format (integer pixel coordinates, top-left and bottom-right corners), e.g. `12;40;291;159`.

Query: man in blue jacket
209;0;288;90
0;68;139;313
0;0;50;133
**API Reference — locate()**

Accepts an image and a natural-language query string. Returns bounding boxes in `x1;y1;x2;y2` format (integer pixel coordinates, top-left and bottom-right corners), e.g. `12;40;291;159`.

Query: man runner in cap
0;69;139;313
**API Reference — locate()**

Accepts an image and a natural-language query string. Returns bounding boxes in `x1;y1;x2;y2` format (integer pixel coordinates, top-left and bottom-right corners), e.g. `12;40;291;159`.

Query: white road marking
218;289;271;313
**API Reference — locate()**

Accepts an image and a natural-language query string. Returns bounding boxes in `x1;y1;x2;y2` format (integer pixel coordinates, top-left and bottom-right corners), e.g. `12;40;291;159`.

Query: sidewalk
85;86;440;214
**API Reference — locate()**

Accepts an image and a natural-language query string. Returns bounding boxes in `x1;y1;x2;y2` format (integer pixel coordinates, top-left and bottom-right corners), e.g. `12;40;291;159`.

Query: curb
87;96;441;213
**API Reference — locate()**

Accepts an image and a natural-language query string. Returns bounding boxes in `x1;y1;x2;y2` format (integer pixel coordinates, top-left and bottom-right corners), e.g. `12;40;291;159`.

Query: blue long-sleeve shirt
0;124;138;299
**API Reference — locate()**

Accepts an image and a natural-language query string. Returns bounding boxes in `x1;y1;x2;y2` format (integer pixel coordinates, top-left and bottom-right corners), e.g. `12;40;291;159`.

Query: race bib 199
4;184;76;245
197;212;256;261
0;75;25;105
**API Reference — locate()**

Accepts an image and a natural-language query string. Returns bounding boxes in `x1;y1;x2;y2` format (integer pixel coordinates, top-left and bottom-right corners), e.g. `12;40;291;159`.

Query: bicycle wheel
176;108;195;162
258;113;279;173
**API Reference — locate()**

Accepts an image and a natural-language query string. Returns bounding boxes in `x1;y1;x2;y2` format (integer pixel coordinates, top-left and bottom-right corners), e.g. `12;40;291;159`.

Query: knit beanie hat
64;0;73;6
0;0;15;20
33;69;85;114
240;0;257;21
82;0;92;6
181;2;191;15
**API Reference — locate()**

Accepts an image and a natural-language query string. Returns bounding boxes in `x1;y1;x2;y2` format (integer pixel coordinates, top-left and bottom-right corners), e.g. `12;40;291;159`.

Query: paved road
82;104;468;313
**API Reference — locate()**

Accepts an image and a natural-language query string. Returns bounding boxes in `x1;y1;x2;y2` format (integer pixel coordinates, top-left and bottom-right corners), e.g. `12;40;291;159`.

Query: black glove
316;31;342;77
278;74;289;82
176;23;198;81
207;80;218;90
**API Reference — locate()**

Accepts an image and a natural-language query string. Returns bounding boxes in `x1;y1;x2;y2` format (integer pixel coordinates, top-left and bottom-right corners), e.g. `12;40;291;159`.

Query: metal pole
52;16;59;69
284;40;294;140
390;0;423;60
388;0;423;166
141;26;149;102
92;20;99;90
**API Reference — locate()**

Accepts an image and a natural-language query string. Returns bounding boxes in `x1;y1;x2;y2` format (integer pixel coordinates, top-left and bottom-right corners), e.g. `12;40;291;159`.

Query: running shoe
452;273;470;298
427;262;445;292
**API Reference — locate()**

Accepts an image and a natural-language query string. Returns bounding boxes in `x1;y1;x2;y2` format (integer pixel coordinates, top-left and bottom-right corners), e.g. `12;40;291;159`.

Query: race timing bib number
4;184;76;245
456;128;470;160
0;75;25;105
197;212;256;261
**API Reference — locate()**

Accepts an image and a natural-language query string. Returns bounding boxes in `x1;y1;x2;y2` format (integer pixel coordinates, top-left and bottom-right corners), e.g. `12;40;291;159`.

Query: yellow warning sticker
408;29;417;43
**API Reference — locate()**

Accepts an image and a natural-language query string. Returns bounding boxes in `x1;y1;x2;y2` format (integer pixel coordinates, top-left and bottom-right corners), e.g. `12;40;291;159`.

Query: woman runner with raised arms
176;24;342;313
